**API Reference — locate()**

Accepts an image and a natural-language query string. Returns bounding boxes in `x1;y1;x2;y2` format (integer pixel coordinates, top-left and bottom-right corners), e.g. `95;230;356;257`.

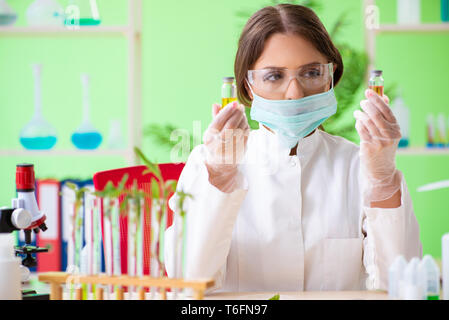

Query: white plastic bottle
401;257;424;300
443;233;449;300
418;255;440;300
0;233;22;300
388;255;407;299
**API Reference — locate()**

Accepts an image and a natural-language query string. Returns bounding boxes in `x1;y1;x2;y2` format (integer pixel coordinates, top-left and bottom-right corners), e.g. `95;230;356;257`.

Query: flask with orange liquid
369;70;384;96
221;77;237;110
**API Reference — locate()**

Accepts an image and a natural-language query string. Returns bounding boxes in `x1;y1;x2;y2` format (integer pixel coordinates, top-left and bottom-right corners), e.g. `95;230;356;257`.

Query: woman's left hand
353;89;402;204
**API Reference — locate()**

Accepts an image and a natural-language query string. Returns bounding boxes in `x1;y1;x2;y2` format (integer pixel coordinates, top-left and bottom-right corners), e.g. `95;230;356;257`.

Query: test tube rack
38;272;214;300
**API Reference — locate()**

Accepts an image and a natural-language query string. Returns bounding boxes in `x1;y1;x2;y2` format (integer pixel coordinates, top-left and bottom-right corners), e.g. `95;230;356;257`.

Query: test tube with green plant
134;147;193;299
64;182;90;300
93;174;128;299
120;179;149;298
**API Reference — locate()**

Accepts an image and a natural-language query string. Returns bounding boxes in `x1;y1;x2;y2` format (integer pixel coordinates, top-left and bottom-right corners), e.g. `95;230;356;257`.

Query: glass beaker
26;0;64;27
0;0;17;26
71;74;102;150
65;0;101;27
19;64;58;150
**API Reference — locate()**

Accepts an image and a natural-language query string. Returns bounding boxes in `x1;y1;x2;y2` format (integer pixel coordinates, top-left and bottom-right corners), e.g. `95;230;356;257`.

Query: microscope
0;164;49;299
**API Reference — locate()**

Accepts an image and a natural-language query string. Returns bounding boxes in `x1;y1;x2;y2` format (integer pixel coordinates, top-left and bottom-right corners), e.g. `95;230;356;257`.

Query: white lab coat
165;126;422;292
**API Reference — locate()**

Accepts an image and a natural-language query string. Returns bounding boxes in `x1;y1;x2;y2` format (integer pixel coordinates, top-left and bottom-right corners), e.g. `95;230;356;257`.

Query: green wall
1;0;449;258
375;0;449;259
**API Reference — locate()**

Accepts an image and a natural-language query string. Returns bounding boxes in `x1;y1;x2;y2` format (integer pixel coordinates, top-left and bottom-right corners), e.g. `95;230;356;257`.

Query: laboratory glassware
26;0;64;27
368;70;384;96
107;120;125;149
397;0;421;25
71;74;102;150
19;64;58;150
443;0;449;22
426;114;436;148
391;89;410;148
221;77;237;110
437;113;447;147
0;0;17;26
65;0;101;27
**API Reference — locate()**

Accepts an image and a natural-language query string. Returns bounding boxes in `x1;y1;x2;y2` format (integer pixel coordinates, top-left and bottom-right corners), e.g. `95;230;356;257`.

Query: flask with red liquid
369;70;384;96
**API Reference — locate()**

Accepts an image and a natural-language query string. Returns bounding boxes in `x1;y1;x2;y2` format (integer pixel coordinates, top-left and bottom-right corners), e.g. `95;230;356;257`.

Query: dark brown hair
234;4;344;107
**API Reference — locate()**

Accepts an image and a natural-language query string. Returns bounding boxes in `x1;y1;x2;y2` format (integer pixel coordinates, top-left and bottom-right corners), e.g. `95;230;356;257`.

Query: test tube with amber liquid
368;70;384;96
221;77;237;110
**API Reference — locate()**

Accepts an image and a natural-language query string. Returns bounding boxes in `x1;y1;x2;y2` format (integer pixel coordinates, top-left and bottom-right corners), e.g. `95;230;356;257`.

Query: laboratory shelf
0;0;142;165
2;148;447;157
397;147;449;156
0;149;130;158
376;23;449;33
0;26;136;37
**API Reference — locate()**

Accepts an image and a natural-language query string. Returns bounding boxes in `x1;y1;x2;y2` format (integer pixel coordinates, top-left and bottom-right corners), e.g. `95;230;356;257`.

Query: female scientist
165;4;422;292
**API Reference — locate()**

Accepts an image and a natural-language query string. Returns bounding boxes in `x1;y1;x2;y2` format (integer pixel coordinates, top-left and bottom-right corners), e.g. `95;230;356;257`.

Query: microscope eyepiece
16;164;35;192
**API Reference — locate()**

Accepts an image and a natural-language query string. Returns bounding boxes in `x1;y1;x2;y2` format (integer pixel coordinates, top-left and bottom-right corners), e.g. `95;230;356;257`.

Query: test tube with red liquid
369;70;384;96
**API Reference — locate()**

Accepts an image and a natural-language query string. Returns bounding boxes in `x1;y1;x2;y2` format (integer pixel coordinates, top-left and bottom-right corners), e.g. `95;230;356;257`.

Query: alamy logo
65;0;100;30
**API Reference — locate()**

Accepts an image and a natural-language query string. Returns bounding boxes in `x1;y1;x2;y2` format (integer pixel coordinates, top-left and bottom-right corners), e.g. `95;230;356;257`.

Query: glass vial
369;70;384;96
221;77;237;110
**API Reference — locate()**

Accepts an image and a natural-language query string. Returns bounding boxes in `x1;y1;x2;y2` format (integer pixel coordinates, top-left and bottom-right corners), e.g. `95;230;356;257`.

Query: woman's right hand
203;101;250;193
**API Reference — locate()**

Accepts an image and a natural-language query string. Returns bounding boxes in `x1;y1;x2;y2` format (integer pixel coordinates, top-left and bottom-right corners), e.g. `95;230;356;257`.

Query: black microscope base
22;289;50;300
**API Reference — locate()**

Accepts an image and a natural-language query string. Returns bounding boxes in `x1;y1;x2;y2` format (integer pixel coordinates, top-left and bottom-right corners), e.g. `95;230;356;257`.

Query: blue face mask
248;83;338;149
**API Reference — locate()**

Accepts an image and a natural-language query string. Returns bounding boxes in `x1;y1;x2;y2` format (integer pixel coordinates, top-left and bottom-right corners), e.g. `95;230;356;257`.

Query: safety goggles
247;62;334;98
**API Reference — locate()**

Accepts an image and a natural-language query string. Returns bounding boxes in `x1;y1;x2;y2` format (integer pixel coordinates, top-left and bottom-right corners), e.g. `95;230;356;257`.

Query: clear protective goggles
247;62;334;97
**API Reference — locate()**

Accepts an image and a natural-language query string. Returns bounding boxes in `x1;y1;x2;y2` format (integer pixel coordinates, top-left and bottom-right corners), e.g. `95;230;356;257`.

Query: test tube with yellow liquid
221;77;237;110
368;70;384;96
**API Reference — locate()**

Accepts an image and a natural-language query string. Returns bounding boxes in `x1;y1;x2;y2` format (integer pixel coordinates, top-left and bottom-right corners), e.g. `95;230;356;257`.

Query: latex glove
203;101;250;193
354;89;402;204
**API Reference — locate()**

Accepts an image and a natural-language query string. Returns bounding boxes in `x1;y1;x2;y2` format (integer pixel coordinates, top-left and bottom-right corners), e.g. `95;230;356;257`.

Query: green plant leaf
269;293;280;300
151;179;160;199
164;180;178;197
117;174;129;192
134;146;162;181
144;123;180;150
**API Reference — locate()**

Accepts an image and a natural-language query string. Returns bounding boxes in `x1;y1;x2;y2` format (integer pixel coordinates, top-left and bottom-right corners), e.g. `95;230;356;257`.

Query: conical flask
26;0;64;26
71;73;102;150
19;64;58;150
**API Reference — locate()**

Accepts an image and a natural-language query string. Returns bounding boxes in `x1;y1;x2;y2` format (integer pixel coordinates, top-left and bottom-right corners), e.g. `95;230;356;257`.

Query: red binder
36;179;61;272
92;163;185;276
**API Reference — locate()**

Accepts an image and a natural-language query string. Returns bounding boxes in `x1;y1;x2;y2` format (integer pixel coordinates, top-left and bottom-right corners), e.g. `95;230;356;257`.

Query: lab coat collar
258;124;322;160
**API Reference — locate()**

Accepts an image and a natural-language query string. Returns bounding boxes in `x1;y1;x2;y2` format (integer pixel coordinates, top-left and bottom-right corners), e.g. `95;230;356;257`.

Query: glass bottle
368;70;384;96
221;77;237;110
0;0;17;26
